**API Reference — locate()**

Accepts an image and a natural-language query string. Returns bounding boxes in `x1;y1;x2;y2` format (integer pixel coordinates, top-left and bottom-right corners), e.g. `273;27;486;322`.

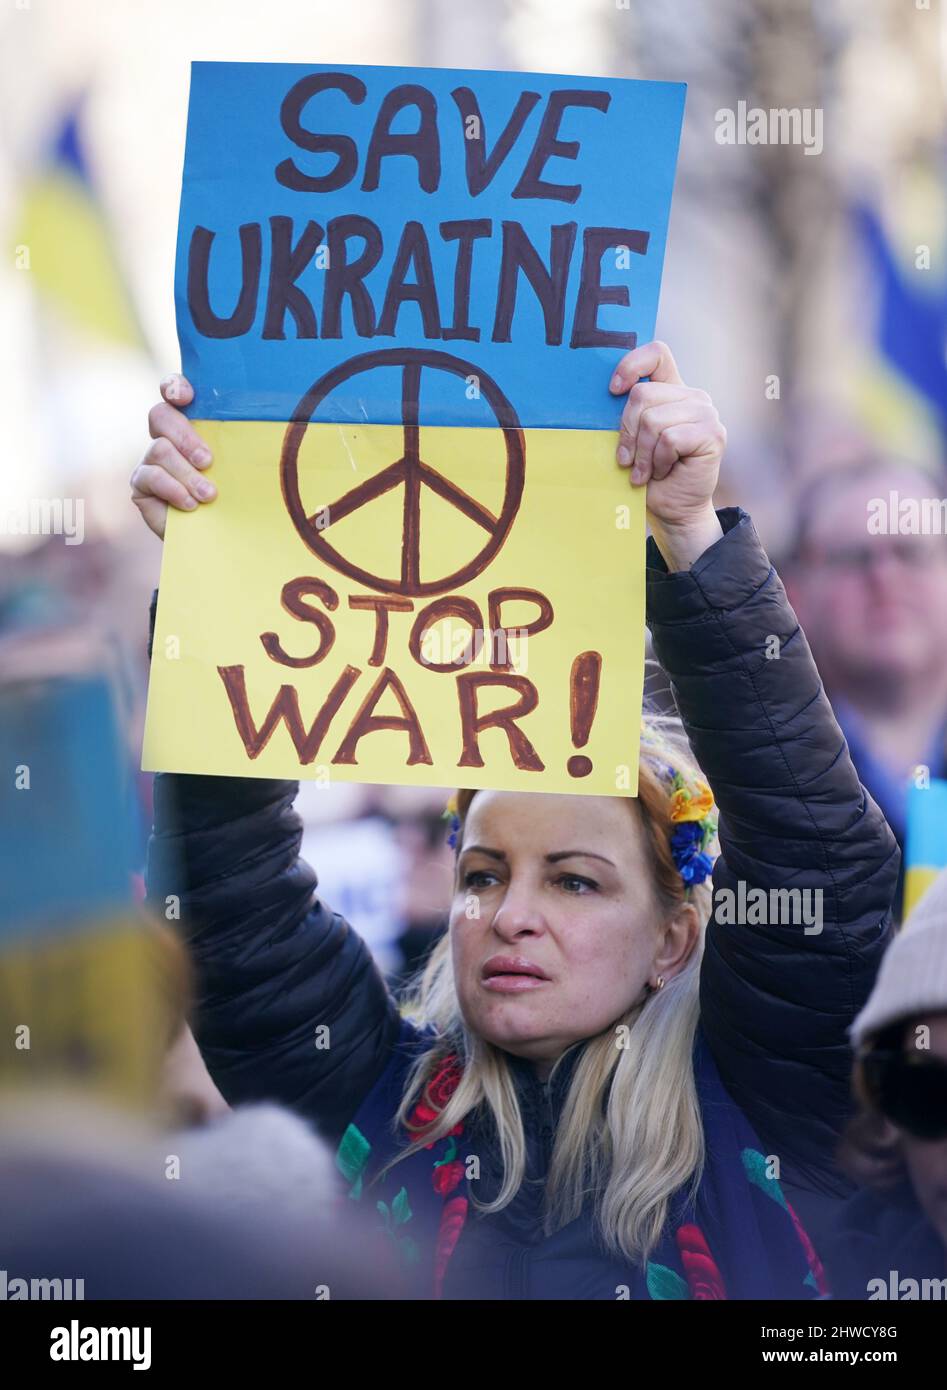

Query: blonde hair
391;712;717;1265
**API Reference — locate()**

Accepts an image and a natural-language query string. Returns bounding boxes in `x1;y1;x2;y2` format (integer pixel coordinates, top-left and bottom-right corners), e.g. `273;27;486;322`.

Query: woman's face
449;790;697;1071
900;1013;947;1253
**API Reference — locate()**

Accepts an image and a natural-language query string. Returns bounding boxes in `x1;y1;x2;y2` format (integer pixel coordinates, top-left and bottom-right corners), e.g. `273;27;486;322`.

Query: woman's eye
557;874;598;894
464;869;499;890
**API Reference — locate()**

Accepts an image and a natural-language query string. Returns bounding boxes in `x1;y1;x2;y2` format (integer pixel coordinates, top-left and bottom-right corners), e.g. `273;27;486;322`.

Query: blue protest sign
0;671;134;940
176;61;685;430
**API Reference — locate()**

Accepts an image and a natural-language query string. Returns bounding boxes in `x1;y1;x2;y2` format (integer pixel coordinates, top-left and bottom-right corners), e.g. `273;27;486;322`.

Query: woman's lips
481;973;549;992
480;956;550;992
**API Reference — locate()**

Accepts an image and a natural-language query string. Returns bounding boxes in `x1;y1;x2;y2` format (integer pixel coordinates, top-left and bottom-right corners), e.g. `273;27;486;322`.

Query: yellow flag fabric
904;865;941;921
0;917;165;1108
16;168;142;346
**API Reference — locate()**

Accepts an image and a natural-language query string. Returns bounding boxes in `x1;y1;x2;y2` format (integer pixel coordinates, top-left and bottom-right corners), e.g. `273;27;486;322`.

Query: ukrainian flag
0;649;163;1106
904;778;947;919
15;98;145;348
853;202;947;459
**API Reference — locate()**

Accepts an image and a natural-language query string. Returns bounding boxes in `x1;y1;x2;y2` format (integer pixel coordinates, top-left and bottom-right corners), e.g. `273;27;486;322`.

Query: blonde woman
136;341;899;1300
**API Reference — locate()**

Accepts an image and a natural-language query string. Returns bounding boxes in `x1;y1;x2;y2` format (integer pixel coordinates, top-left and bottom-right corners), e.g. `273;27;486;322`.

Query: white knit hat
850;867;947;1049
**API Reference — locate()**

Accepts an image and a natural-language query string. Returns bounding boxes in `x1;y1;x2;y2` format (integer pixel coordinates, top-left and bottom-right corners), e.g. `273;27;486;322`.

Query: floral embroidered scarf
335;1017;827;1300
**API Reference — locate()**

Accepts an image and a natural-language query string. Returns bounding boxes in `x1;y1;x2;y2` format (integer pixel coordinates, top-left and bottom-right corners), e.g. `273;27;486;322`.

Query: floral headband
443;793;461;851
665;770;717;888
441;764;718;888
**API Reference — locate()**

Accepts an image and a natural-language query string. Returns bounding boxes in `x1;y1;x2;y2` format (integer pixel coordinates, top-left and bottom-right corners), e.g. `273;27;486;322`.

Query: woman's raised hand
130;374;216;540
131;348;725;564
609;341;727;570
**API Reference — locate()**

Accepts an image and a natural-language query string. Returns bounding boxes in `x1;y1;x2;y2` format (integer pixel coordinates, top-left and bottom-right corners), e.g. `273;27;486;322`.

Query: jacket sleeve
145;769;402;1144
645;508;900;1194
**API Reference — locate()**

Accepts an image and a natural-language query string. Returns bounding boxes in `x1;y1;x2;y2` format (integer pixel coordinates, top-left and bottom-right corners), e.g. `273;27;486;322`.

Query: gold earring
654;976;665;991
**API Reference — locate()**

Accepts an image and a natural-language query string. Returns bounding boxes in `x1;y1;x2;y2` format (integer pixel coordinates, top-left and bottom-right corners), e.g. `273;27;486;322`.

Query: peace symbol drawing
280;348;525;597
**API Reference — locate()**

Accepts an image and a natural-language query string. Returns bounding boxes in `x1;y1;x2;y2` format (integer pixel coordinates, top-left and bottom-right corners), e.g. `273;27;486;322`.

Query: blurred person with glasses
784;460;947;910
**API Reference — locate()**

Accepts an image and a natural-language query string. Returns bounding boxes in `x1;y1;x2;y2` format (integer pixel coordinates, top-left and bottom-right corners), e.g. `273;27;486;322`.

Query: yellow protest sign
142;420;645;796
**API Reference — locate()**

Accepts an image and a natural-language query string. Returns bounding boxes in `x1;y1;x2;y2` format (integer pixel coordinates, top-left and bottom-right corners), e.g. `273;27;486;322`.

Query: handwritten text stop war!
187;75;648;349
217;578;603;779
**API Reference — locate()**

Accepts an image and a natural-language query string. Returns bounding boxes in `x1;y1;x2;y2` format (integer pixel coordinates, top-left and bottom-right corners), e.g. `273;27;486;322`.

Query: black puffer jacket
146;508;900;1273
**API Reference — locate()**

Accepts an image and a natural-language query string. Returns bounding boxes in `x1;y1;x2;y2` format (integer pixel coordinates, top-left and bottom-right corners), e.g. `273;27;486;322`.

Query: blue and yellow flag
0;639;162;1105
853;200;947;458
15;98;144;347
904;778;947;919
